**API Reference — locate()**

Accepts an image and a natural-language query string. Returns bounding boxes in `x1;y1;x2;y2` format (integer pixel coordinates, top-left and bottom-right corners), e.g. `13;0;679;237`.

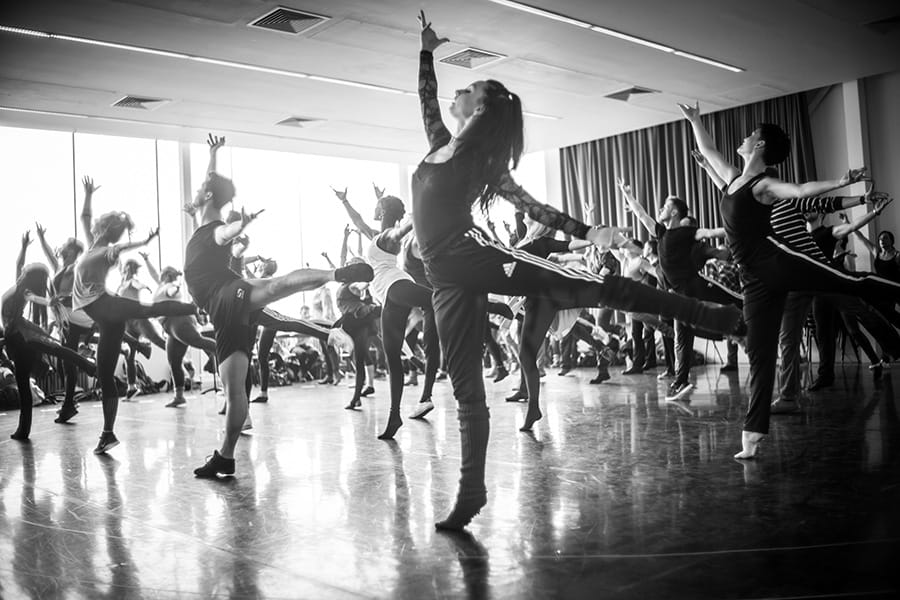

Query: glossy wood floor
1;363;898;599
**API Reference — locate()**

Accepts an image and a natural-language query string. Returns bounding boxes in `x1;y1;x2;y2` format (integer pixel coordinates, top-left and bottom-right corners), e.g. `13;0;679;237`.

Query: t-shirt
184;220;240;310
73;245;118;309
655;222;700;286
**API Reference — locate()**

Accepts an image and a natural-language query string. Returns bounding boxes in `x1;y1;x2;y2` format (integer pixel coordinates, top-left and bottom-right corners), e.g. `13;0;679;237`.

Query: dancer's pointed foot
55;404;78;423
505;389;527;402
734;430;766;460
377;412;403;440
165;396;186;408
435;489;487;531
493;365;509;383
520;407;542;432
360;385;375;397
345;397;362;410
10;430;29;441
93;431;120;454
409;399;434;419
250;394;268;403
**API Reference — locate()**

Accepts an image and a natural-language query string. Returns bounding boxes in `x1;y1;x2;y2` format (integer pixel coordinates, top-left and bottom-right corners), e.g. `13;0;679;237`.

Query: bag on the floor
0;381;19;410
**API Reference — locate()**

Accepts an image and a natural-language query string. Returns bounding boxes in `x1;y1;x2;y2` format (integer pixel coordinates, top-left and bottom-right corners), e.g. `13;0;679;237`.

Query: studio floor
0;363;898;599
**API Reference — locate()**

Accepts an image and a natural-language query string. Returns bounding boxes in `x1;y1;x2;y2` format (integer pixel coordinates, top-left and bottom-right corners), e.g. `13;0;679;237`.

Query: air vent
112;95;170;110
276;116;324;128
249;6;329;35
439;48;506;69
604;86;659;102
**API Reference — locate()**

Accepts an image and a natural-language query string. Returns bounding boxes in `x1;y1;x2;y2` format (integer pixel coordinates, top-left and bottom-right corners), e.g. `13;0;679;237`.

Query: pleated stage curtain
559;93;817;236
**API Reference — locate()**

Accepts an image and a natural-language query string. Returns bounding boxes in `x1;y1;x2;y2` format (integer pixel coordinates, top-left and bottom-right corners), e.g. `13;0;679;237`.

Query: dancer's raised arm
139;251;160;284
832;196;893;240
616;177;656;234
81;176;99;246
206;134;225;175
34;223;58;273
679;102;739;185
332;187;378;240
16;231;31;279
417;11;451;150
758;168;867;203
214;208;263;246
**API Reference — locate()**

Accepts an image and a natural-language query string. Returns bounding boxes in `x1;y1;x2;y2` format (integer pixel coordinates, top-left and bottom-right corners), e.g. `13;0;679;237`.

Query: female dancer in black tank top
413;13;742;530
680;102;897;459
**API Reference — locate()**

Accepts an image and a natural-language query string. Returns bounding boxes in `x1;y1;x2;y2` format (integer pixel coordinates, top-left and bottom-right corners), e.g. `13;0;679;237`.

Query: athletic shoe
493;365;509;383
436;370;448;381
558;366;572;376
55;404;78;424
194;450;235;478
250;394;268;403
719;363;738;374
360;385;375;397
622;366;643;375
590;369;611;384
242;412;253;431
93;432;120;455
334;263;374;283
657;369;675;380
409;400;435;419
664;381;693;401
505;390;528;402
771;398;801;414
124;387;139;401
165;397;186;408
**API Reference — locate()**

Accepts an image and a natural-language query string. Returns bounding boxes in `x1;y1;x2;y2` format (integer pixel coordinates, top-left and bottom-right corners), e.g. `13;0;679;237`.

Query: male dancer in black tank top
680;101;898;459
618;179;739;401
185;135;373;478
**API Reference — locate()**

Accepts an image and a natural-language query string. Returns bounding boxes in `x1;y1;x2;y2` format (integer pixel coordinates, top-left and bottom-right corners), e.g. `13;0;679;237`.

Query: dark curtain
560;93;817;236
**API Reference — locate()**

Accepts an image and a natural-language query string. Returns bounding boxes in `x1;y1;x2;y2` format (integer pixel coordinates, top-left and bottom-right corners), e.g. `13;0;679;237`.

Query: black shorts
207;279;260;362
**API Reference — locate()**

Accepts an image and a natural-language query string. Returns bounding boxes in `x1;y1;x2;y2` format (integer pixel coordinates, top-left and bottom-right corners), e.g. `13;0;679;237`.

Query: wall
864;69;900;244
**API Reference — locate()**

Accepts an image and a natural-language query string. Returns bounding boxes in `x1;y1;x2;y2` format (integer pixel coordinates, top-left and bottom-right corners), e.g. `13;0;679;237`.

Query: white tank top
366;232;412;305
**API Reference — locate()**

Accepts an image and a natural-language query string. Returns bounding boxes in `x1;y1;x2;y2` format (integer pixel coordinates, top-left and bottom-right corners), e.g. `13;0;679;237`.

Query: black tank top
720;173;776;266
184;220;239;309
874;255;900;282
411;154;480;262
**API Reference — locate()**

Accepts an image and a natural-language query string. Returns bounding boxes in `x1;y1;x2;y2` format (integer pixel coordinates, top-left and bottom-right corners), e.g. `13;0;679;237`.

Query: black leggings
164;316;216;390
256;309;335;391
7;320;95;438
124;318;167;386
84;293;194;431
340;308;380;402
741;240;900;434
426;228;741;409
381;280;439;413
60;322;94;409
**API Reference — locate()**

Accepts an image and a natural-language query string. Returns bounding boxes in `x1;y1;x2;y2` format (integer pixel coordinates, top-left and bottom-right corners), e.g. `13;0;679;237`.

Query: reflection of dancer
74;214;196;454
186;135;373;477
413;13;741;530
5;263;96;440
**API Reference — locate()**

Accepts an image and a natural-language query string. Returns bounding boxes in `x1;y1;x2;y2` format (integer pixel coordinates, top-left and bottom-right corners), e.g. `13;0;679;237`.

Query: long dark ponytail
456;80;524;211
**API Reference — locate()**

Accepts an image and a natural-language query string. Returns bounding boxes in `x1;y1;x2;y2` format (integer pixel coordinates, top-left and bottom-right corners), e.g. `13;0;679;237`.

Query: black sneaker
55;404;78;424
719;363;738;374
334;263;374;283
194;450;235;478
665;381;694;401
657;369;676;380
590;369;611;384
250;394;268;403
360;385;375;397
93;431;120;455
622;366;644;375
807;376;833;392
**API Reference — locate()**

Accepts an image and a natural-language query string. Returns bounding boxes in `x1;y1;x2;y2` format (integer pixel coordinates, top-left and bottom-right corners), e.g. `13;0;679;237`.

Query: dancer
117;257;168;399
142;260;217;407
857;230;900;282
73;212;196;454
679;101;900;458
5;261;97;440
413;13;741;530
617;178;738;400
367;217;440;439
185;135;373;478
335;262;381;410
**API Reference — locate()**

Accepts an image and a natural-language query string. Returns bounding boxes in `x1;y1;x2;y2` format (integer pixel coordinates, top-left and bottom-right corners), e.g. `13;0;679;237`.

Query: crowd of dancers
2;11;897;531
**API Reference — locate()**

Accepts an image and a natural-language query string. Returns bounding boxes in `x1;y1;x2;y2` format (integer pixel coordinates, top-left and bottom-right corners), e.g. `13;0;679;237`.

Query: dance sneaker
334;263;374;283
664;381;693;401
622;366;643;375
93;431;120;455
657;369;675;380
54;404;78;424
719;363;738;374
194;450;235;478
409;399;435;419
590;369;611;384
250;394;268;403
770;398;801;414
360;385;375;397
505;390;528;402
493;365;509;383
165;397;186;408
436;370;448;381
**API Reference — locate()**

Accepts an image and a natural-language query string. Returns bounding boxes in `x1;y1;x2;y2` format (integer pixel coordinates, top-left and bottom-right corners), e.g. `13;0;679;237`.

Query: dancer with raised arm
413;13;742;530
679;101;900;458
185;134;372;478
73;212;196;454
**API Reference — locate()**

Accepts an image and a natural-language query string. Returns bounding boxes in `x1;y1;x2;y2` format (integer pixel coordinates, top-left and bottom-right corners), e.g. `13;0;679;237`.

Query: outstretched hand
146;227;160;242
21;231;31;248
840;167;869;187
332;187;349;202
677;101;700;122
82;176;100;195
875;196;894;216
372;183;385;200
35;222;47;238
207;134;226;153
418;10;449;52
241;208;264;227
138;251;150;261
615;176;632;195
586;225;632;250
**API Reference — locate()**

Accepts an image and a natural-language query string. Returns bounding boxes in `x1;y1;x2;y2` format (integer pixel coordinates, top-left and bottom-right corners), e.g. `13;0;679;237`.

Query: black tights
165;316;216;390
381;280;439;415
60;322;94;409
256;309;336;391
84;294;194;432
